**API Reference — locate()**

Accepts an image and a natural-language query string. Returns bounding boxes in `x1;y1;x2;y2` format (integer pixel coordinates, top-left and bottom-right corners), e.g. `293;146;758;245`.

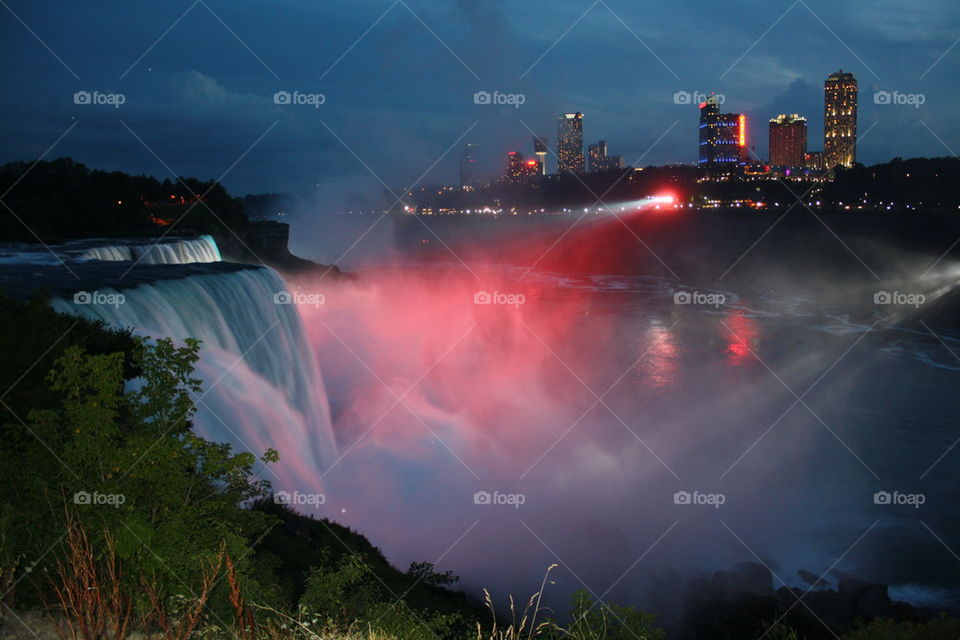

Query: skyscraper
504;151;539;183
557;113;584;173
460;142;479;186
699;95;745;166
587;141;607;172
769;114;807;168
587;140;623;172
533;136;548;175
824;70;857;169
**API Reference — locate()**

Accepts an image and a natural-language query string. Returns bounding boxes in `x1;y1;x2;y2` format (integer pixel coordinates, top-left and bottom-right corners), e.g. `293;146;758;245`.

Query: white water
80;235;222;264
49;266;337;481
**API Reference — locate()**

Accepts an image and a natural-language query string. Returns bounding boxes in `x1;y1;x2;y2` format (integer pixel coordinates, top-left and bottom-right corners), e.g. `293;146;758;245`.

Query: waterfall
49;266;336;479
80;245;135;261
80;235;222;264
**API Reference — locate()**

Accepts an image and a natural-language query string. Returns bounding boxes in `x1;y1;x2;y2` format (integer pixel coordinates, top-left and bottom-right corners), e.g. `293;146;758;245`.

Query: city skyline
0;1;956;195
469;69;857;185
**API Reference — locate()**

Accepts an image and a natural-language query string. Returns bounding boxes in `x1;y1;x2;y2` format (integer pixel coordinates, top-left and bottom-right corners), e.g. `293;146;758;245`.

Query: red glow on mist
724;311;758;367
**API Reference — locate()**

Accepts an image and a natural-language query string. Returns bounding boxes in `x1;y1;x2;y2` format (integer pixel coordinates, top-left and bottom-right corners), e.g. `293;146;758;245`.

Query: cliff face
214;221;342;276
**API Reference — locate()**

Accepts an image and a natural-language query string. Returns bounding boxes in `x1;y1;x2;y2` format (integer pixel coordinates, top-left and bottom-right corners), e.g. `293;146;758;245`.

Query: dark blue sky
1;0;957;196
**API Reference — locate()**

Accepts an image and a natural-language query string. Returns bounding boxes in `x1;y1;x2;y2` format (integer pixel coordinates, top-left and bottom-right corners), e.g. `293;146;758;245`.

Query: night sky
1;0;957;195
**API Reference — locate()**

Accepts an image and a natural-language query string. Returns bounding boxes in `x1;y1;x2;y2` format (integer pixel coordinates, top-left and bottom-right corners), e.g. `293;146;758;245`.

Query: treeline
0;158;248;242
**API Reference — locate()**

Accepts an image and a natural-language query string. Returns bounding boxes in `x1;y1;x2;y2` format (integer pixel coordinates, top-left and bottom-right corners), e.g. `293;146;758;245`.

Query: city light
738;114;746;147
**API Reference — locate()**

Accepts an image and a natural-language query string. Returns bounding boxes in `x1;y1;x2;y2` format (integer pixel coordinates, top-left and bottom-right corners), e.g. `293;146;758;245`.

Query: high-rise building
769;114;807;168
460;142;479;186
533;136;548;175
699;95;746;166
588;141;607;172
504;151;539;183
824;69;857;169
557;113;584;173
587;140;623;172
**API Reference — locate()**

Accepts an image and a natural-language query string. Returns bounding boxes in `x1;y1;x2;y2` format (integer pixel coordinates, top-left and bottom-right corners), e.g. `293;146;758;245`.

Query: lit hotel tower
533;136;548;175
769;114;807;168
699;95;745;166
824;70;857;169
557;113;584;173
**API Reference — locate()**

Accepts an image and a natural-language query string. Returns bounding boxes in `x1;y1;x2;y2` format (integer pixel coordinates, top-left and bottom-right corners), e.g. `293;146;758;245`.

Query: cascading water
49;265;336;483
80;245;135;261
80;235;222;264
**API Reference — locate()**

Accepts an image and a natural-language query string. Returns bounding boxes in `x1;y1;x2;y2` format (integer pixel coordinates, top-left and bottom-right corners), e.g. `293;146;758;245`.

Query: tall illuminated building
587;141;607;172
557;113;584;173
769;114;807;168
699;95;746;166
504;151;539;183
460;142;479;186
533;136;548;175
587;140;623;172
824;70;857;169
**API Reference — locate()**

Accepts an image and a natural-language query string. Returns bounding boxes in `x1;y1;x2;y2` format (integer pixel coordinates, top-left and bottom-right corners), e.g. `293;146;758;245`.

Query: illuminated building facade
769;114;807;168
804;151;825;171
557;113;584;173
460;142;479;186
824;69;857;169
587;140;623;172
699;95;746;166
588;140;607;172
504;151;539;183
533;136;548;175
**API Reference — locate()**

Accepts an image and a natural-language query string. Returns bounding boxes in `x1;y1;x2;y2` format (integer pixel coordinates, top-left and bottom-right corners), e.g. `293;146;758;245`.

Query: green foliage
840;616;960;640
551;590;665;640
408;561;458;587
0;300;277;613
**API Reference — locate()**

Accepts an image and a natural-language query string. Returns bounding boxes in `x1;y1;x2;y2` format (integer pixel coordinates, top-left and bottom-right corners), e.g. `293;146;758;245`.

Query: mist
269;207;960;628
